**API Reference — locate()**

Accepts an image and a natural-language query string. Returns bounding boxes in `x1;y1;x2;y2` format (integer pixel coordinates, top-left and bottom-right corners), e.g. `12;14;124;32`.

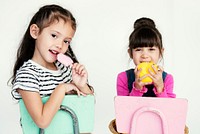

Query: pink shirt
117;71;176;98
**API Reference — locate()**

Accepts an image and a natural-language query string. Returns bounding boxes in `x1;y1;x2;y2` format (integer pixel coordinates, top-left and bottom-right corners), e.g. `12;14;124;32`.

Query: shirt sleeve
129;82;147;96
154;73;176;98
116;72;129;96
116;71;176;98
116;72;144;96
11;68;40;99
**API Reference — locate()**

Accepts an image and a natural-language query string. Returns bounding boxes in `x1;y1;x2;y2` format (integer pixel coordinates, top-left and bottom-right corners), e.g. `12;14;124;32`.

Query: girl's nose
55;41;63;49
141;51;149;59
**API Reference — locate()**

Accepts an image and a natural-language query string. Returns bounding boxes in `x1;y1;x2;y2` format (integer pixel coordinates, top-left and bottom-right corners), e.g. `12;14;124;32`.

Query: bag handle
130;107;168;134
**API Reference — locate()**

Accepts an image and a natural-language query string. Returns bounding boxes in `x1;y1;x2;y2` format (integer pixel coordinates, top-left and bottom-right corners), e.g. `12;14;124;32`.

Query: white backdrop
1;0;200;133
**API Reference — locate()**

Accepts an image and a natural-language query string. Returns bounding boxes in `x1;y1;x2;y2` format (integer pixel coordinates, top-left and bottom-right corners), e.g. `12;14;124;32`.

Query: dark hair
10;4;78;85
129;17;163;57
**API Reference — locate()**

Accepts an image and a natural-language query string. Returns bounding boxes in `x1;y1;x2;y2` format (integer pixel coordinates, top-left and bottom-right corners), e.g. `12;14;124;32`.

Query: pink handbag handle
130;107;169;134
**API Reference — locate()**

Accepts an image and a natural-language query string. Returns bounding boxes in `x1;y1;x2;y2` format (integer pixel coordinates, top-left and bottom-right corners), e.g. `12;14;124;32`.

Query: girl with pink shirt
117;17;176;98
108;18;187;134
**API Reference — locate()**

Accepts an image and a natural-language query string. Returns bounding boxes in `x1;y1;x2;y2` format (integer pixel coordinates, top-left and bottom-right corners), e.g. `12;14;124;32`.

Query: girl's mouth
140;61;151;63
49;50;59;55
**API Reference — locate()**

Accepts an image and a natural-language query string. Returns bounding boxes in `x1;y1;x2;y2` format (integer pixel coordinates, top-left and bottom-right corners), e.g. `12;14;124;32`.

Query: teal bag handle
19;95;95;134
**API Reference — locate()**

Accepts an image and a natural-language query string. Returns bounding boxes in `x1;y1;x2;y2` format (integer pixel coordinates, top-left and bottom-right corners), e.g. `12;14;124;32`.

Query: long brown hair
10;4;78;85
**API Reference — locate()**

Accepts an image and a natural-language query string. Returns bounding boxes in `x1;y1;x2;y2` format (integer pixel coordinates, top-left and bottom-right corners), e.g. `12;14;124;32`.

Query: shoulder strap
125;69;135;93
125;69;167;93
162;71;167;81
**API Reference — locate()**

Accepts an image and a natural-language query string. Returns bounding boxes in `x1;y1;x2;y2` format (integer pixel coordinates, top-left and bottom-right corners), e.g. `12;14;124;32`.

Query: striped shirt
12;60;72;99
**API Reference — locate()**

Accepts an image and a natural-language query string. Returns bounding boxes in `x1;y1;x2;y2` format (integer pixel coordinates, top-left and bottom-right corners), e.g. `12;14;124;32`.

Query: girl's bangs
133;37;157;48
132;29;160;49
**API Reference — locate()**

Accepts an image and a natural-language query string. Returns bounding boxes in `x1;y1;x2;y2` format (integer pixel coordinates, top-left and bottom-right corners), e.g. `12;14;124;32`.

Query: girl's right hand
134;66;151;90
63;83;86;96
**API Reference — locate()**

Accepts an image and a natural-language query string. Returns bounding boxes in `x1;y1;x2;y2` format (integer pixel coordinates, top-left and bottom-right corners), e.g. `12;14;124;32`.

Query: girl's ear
162;48;164;54
30;24;39;39
128;48;133;59
160;48;164;58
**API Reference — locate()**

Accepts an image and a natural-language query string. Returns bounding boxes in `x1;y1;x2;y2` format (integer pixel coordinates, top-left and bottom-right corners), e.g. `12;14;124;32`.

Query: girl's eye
64;40;70;45
134;48;141;51
51;34;57;38
149;48;155;51
149;47;158;51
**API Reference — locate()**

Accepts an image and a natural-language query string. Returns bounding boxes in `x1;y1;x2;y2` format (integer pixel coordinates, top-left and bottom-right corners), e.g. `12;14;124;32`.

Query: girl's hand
148;65;164;93
71;63;88;90
64;83;86;96
134;67;152;90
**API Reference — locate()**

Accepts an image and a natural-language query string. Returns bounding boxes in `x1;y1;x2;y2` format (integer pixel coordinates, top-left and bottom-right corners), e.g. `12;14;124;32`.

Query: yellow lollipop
137;62;158;83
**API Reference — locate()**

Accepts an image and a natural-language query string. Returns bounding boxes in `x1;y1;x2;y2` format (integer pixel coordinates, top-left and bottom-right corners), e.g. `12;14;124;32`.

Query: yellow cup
137;62;158;83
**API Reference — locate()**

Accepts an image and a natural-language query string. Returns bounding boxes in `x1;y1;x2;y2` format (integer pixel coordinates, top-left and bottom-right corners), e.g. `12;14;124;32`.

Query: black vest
125;69;167;97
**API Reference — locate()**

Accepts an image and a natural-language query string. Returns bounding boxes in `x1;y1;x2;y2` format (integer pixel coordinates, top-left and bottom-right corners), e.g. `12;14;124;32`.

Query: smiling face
30;19;75;69
128;22;164;66
131;46;163;66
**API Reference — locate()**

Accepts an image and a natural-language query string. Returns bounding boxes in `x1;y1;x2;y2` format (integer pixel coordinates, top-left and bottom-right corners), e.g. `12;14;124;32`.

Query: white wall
1;0;200;133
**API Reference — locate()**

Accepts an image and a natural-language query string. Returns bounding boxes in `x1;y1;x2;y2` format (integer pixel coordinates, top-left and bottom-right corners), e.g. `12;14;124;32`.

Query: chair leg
39;128;44;134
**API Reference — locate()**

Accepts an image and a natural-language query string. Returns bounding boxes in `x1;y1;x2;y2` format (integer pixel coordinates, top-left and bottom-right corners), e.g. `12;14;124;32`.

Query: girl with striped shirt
10;4;93;129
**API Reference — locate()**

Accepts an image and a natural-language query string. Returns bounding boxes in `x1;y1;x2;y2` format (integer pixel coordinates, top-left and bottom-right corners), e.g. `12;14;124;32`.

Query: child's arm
57;54;93;95
71;63;93;95
117;72;144;96
154;74;176;98
117;72;129;96
146;66;176;98
18;83;80;129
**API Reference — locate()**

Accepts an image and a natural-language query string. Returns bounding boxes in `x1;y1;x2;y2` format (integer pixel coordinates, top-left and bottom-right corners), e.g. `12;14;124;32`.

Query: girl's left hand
149;65;164;93
71;63;88;89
